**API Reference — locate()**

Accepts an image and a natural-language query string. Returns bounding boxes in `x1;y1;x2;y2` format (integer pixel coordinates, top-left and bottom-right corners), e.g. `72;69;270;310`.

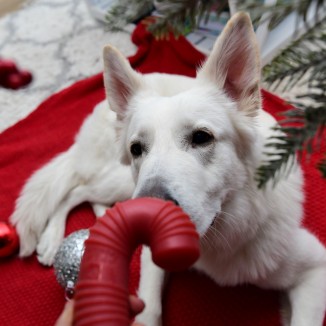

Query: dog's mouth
209;212;220;228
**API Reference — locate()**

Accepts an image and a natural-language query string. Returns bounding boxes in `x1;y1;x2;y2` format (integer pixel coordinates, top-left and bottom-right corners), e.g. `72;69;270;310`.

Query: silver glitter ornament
53;229;89;299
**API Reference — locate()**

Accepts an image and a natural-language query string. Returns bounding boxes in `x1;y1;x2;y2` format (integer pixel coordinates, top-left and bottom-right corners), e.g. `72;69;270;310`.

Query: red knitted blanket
0;22;325;326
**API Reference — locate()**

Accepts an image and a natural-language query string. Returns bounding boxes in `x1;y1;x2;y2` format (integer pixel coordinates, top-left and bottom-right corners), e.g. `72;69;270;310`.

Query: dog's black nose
134;180;179;206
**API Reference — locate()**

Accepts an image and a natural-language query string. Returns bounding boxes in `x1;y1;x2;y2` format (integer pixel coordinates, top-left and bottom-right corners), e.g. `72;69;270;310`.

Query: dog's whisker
213;227;232;252
215;211;238;230
203;224;232;252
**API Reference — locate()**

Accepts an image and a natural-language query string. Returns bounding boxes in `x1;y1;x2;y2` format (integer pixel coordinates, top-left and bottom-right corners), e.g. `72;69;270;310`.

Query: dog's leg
36;185;89;265
36;167;134;265
289;267;326;326
135;246;166;326
36;206;69;266
285;229;326;326
10;147;78;257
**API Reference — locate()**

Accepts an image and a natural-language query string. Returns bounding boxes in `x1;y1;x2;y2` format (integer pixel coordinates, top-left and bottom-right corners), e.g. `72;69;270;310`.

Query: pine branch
148;0;228;37
240;0;325;30
105;0;229;37
262;19;326;92
256;105;326;188
105;0;153;31
256;15;326;188
105;0;325;37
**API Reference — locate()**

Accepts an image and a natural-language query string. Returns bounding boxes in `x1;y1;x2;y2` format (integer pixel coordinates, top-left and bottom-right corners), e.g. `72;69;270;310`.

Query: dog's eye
130;142;143;157
192;130;213;146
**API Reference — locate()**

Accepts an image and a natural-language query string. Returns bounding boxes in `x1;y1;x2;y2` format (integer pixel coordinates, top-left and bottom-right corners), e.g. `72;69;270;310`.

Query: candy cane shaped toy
74;197;200;326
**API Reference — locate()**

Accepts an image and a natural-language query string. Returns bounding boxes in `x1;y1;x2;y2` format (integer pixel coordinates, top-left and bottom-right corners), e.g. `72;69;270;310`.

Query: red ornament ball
19;70;33;85
0;60;18;76
0;221;19;258
0;59;33;89
5;73;23;90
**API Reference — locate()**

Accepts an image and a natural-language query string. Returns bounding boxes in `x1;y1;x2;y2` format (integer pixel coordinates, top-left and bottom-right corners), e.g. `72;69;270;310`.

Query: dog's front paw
36;215;66;266
135;311;162;326
36;232;61;266
14;220;39;258
10;206;50;258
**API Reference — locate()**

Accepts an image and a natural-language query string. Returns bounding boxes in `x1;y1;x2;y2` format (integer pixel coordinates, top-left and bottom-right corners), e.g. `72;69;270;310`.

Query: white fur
11;103;134;265
10;12;326;325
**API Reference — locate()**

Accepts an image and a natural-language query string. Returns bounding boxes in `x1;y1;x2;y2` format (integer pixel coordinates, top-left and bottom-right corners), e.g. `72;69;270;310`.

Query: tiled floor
0;0;135;132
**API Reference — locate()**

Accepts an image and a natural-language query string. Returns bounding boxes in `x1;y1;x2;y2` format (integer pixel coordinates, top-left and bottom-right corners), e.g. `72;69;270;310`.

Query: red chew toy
74;197;200;326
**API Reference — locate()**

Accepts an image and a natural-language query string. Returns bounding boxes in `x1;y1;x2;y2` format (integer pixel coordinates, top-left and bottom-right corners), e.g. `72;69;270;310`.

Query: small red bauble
0;60;18;76
5;73;23;90
20;70;33;85
0;59;33;89
0;221;19;258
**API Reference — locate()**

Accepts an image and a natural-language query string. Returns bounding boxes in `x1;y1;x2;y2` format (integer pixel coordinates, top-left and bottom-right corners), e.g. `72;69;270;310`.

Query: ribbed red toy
74;197;200;326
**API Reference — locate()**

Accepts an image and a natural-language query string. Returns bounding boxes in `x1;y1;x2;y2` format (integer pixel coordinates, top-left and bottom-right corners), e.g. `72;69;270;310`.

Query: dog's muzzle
134;180;179;206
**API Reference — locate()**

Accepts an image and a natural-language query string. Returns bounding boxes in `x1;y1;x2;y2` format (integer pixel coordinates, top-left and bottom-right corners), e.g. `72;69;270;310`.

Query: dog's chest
193;243;278;287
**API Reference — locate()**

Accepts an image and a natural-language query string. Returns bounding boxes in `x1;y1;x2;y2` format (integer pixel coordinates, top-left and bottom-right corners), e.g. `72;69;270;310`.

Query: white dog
11;12;326;326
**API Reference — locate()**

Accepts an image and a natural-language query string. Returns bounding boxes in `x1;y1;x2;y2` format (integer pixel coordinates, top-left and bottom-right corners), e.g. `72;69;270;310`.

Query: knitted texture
0;22;325;326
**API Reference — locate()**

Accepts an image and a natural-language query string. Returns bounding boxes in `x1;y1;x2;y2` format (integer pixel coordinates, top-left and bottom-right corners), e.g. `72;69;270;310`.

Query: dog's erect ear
103;45;142;120
198;12;260;117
